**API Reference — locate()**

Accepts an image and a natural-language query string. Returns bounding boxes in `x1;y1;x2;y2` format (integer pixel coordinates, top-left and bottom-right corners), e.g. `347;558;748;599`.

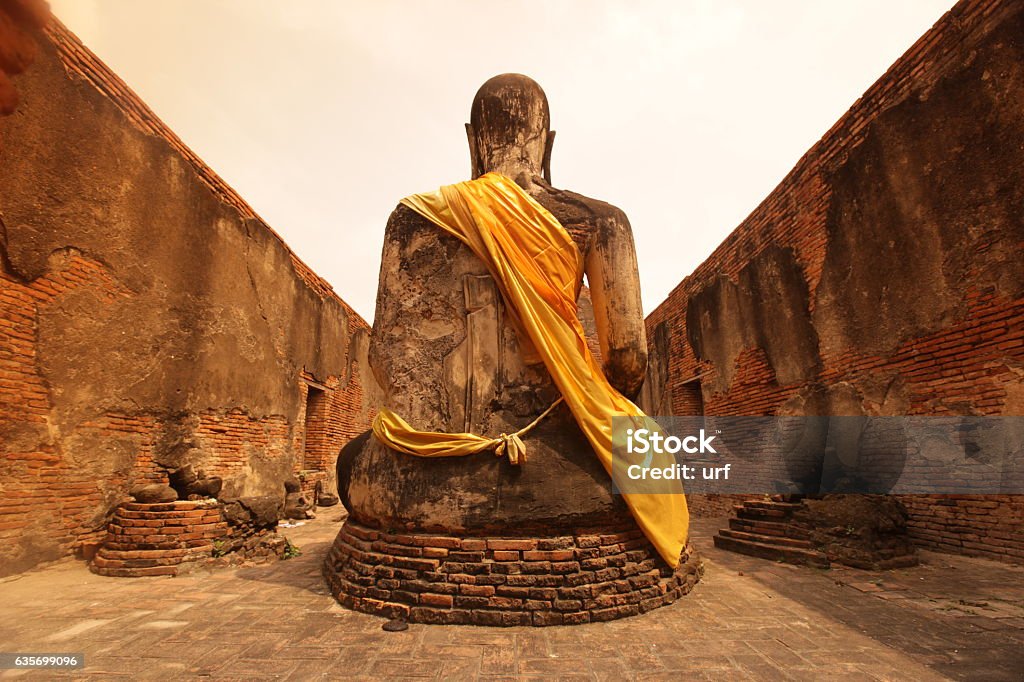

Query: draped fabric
372;172;689;567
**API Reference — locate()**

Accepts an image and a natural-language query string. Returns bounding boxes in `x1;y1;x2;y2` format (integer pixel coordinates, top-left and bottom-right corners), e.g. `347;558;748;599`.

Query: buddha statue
325;74;701;626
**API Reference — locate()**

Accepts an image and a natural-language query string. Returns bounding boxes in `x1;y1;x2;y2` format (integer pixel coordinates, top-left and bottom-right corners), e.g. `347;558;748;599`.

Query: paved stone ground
1;514;1022;681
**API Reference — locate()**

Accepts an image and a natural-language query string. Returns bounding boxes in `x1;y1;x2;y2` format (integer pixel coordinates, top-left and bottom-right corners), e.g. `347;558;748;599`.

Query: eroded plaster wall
643;0;1024;559
0;23;375;575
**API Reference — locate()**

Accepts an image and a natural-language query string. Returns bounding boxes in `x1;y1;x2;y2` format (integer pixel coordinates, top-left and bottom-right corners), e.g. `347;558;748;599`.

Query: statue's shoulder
383;201;439;242
533;181;631;230
386;201;428;227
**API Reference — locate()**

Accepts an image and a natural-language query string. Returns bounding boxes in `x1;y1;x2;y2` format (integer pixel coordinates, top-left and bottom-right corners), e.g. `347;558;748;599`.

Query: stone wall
0;22;375;576
644;0;1024;562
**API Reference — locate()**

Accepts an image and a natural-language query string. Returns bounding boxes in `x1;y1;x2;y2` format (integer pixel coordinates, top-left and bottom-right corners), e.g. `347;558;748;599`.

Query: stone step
733;504;790;520
717;529;815;550
92;554;179;569
92;565;179;577
713;534;829;569
729;518;810;540
96;545;213;560
102;538;216;551
743;500;804;512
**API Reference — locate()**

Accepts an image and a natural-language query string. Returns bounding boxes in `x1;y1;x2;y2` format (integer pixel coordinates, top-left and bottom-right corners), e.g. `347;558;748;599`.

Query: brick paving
1;514;1022;681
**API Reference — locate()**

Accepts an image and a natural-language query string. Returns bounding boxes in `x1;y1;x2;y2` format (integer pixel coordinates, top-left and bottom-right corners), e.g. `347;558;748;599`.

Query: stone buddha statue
327;74;700;626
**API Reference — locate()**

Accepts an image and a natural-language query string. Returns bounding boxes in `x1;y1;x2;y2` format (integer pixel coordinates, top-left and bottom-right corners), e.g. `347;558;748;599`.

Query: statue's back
370;182;627;439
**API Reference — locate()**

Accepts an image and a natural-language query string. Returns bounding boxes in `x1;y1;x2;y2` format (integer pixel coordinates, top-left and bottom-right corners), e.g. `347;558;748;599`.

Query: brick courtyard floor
1;513;1022;681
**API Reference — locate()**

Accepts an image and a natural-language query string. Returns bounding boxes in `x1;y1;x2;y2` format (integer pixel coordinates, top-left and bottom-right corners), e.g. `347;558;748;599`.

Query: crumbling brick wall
0;22;375;576
644;0;1024;562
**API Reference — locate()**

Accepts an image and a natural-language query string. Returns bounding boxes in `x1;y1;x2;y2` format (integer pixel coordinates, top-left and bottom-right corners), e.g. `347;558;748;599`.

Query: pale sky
51;0;955;322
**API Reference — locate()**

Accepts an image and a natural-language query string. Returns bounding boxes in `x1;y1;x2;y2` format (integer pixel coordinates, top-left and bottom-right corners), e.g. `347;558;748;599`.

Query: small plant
283;539;302;560
212;539;227;558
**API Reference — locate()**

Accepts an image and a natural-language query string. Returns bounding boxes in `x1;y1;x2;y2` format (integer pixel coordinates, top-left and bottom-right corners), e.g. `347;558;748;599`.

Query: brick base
90;501;230;577
323;519;703;626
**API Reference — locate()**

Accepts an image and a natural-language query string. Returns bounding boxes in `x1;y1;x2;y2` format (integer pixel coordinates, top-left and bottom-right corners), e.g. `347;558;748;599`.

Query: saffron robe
372;172;689;567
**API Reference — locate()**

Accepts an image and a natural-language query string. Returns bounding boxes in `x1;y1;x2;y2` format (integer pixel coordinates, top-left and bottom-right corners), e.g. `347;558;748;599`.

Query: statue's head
467;74;555;183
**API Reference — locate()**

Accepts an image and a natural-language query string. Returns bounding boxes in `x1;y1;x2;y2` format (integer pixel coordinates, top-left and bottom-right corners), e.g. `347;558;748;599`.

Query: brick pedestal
714;496;918;570
323;519;702;626
90;501;230;577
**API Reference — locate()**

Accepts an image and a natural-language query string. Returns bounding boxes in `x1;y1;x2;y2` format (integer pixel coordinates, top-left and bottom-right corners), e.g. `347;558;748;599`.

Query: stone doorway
678;377;705;416
301;380;329;471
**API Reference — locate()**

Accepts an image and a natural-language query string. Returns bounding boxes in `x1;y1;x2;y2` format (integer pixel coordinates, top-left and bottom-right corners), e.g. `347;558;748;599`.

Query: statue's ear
542;130;555;184
466;123;483;179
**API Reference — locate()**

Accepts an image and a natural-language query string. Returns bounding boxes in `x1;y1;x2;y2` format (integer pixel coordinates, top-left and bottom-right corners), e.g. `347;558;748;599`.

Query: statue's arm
584;208;648;398
367;206;406;396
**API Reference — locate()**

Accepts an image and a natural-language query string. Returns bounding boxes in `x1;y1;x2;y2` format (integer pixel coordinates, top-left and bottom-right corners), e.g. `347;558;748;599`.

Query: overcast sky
50;0;954;322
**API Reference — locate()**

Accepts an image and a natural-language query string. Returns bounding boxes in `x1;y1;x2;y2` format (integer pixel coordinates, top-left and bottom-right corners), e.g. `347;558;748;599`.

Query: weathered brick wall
296;327;375;479
324;518;703;626
0;22;375;576
645;0;1024;561
900;495;1024;564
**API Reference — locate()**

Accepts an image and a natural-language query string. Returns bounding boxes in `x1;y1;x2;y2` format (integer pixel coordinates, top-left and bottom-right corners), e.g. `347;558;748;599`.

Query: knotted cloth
372;172;689;567
374;397;563;466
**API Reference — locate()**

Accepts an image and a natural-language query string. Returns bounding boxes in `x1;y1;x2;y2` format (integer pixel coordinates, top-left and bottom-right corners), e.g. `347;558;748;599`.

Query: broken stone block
221;495;283;529
317;492;339;507
129;484;178;504
188;476;223;499
169;465;224;499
